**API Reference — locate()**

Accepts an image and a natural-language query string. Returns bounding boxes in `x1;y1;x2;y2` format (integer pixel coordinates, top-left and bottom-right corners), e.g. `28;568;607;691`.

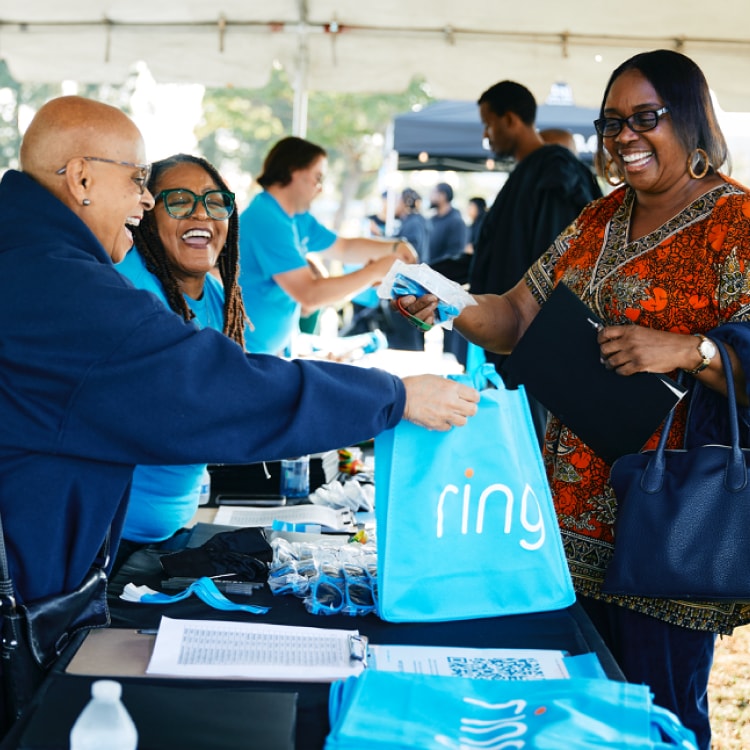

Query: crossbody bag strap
0;514;16;612
93;529;111;570
0;515;110;613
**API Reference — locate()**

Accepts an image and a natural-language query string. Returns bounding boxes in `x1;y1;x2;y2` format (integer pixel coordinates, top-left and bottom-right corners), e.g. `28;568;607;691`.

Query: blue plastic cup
280;456;310;498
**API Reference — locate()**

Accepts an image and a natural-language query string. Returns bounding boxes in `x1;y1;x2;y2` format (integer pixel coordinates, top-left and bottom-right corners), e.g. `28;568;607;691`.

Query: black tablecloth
0;546;624;750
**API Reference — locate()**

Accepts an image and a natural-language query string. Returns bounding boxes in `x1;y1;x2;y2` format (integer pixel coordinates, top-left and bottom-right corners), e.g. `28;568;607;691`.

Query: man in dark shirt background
470;80;602;441
427;182;467;264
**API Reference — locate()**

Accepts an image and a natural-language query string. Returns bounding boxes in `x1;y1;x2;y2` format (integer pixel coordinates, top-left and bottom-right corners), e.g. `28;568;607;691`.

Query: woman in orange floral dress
398;49;750;750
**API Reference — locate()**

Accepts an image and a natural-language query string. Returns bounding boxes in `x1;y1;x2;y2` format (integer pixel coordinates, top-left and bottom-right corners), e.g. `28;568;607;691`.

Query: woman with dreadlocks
115;153;247;553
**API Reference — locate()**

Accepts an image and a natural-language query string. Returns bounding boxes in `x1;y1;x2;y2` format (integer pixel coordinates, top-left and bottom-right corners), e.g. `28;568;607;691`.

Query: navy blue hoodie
0;170;404;603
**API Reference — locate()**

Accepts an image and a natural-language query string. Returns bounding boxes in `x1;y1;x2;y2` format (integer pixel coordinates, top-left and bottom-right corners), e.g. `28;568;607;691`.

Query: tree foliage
0;60;431;227
0;61;139;170
196;68;433;226
0;60;61;169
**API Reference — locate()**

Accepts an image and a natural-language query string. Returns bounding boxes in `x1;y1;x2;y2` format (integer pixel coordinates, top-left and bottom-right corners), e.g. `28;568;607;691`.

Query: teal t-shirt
115;248;226;542
238;191;336;354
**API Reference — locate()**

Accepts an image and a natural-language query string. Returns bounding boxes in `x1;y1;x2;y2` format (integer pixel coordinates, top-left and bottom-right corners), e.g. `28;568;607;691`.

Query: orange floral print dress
525;178;750;633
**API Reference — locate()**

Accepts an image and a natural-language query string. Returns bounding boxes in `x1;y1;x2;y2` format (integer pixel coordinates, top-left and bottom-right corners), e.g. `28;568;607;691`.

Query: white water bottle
70;680;138;750
198;465;211;506
319;306;340;339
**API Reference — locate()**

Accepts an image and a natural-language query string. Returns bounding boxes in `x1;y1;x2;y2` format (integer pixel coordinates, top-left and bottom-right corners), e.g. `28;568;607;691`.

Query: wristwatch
685;334;717;375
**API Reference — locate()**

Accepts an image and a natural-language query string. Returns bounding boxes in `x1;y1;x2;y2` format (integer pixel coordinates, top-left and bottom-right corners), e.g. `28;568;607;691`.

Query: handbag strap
0;514;110;614
642;338;746;492
0;514;16;613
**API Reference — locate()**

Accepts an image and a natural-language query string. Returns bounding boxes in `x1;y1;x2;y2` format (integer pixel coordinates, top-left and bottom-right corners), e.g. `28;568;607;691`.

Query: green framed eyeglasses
155;188;236;220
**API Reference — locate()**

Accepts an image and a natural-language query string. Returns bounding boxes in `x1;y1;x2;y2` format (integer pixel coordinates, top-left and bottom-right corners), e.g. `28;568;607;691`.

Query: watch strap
685;333;712;375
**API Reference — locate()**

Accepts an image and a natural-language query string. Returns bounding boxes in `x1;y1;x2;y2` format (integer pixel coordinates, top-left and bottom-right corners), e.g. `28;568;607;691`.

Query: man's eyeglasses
55;156;152;194
155;188;236;220
593;107;670;138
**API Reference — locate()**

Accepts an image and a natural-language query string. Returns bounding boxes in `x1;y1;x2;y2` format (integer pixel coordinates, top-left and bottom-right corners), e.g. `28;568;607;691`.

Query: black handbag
604;339;750;599
0;516;110;727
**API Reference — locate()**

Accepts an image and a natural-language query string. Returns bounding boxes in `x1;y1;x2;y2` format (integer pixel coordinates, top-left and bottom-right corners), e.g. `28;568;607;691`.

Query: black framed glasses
155;188;236;220
594;107;670;138
55;156;152;194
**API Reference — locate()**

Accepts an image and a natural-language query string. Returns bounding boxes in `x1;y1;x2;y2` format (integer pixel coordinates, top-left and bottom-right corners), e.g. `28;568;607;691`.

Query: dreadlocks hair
131;154;247;349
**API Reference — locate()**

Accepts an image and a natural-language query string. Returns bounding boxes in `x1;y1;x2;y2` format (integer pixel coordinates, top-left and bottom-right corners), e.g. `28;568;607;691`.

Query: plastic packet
269;538;379;616
310;475;375;512
377;260;477;330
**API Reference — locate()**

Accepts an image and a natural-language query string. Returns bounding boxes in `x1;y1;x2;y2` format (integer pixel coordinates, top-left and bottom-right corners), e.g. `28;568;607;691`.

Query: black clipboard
501;282;686;464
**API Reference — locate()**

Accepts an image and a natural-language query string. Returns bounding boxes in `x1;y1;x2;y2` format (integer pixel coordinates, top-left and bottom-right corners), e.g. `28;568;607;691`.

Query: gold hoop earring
687;148;710;180
605;158;625;187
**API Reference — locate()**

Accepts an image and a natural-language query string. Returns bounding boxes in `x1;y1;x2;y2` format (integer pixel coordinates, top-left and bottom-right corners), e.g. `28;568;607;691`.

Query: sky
128;65;204;162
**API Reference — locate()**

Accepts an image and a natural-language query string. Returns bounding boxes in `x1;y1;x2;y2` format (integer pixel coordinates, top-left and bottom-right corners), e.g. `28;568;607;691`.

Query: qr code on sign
446;656;545;680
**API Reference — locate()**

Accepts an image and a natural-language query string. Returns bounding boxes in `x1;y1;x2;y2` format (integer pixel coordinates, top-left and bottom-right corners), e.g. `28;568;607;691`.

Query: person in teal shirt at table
116;153;247;552
238;136;417;355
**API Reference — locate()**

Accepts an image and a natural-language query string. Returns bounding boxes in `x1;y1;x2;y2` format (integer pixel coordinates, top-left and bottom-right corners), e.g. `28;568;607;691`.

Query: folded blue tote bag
325;672;697;749
374;364;574;622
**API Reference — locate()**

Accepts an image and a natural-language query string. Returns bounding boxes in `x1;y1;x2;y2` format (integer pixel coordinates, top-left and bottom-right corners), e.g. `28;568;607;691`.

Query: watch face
700;338;717;360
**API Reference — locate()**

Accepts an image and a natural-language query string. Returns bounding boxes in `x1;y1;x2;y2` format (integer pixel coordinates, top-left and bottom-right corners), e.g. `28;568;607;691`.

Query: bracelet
391;240;402;254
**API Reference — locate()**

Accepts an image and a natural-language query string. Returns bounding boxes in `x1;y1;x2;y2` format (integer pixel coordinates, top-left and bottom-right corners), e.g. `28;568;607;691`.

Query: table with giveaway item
0;497;623;750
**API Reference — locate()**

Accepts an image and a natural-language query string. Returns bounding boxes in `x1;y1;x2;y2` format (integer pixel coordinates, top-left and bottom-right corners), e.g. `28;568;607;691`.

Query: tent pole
382;133;399;237
292;0;310;138
292;45;309;138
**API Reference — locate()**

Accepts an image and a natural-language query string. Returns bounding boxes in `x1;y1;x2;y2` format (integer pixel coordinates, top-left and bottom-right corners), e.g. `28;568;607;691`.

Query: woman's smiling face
153;161;229;284
603;68;689;195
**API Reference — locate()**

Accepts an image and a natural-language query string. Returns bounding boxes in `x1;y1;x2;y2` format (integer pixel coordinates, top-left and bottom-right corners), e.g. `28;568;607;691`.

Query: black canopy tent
390;99;600;171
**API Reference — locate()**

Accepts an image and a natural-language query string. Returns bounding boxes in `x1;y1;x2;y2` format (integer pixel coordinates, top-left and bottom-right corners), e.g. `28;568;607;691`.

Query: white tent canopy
2;1;750;114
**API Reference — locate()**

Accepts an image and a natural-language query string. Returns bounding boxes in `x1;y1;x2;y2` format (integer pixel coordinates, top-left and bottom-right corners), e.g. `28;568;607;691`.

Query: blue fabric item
116;245;166;299
563;652;609;679
325;672;698;749
465;341;486;372
347;281;380;309
116;248;228;543
238;192;336;354
137;577;269;614
374;364;575;622
390;274;460;326
117;248;226;334
119;464;204;543
0;169;405;606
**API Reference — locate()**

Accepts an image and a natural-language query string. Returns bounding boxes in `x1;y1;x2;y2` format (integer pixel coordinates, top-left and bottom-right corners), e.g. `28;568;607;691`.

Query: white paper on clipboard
146;616;368;682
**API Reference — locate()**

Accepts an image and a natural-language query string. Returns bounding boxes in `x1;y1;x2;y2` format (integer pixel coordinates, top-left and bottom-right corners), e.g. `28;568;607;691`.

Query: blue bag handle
649;703;699;748
450;362;503;391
